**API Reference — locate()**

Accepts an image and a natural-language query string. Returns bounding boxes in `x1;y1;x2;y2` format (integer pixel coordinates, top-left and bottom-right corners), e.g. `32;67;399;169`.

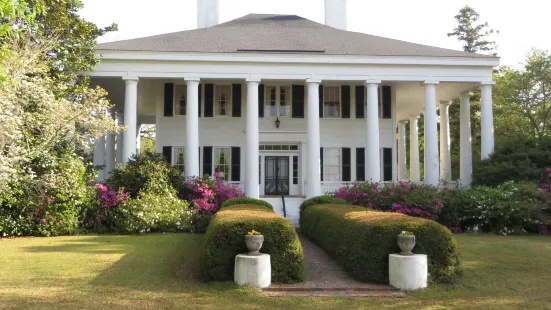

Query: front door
264;156;290;195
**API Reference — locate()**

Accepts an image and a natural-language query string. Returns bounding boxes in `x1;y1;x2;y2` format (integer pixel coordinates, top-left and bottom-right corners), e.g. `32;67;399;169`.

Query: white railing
227;181;245;191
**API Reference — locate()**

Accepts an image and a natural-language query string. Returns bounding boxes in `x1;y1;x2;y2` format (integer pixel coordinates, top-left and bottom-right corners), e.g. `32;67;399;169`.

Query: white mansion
89;0;499;204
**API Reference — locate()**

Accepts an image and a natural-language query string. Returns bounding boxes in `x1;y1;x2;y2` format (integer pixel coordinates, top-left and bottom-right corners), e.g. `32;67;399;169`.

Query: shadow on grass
24;233;238;293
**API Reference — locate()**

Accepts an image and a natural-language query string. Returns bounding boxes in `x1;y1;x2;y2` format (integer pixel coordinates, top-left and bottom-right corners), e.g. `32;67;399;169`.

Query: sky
78;0;550;67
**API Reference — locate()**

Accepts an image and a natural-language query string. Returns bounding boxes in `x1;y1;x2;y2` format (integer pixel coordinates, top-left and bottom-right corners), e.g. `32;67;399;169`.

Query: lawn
0;234;550;309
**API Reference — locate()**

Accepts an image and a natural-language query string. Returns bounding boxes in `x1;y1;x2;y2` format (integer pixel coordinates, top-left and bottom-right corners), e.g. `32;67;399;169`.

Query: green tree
494;50;551;142
447;5;498;55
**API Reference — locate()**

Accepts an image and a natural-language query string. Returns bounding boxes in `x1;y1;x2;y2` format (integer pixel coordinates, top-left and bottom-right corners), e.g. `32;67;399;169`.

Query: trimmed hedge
220;197;273;211
300;203;462;284
299;195;343;214
202;204;304;283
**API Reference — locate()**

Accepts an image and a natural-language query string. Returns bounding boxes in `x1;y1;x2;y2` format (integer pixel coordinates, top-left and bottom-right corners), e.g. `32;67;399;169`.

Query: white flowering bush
115;185;191;234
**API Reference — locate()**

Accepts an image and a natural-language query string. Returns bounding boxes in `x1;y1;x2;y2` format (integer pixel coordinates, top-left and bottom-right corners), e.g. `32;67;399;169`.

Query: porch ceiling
394;82;479;121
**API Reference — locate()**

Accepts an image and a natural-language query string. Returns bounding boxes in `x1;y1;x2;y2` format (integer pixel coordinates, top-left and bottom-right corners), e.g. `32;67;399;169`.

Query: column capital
410;114;421;120
306;78;322;84
439;100;453;106
246;77;262;83
480;80;496;86
122;76;139;82
185;77;201;82
365;79;381;85
398;119;409;124
461;90;474;97
422;80;439;86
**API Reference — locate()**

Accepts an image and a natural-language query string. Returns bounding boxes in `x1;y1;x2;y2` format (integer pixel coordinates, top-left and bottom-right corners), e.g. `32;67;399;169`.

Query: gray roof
97;14;492;58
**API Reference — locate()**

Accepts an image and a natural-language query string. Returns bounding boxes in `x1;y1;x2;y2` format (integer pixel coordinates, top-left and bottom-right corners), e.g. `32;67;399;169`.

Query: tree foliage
447;5;498;55
494;50;551;141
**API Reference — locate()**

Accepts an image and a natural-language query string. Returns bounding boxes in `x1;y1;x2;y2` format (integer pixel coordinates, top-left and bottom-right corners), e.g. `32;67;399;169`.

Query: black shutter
382;86;392;119
383;148;393;181
342;148;351;181
231;147;240;181
319;84;324;118
232;84;242;117
162;146;172;164
355;85;365;118
320;147;324;182
198;84;202;117
292;85;304;118
204;84;214;117
203;146;213;176
356;148;365;181
164;83;174;117
341;85;350;118
258;84;265;117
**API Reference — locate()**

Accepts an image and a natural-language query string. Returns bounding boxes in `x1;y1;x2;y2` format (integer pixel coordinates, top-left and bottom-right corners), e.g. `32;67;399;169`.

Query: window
215;85;232;116
265;86;290;117
364;87;383;117
323;86;340;117
214;147;231;180
266;86;277;116
174;85;187;115
323;148;341;181
173;147;185;174
259;144;299;151
279;87;289;116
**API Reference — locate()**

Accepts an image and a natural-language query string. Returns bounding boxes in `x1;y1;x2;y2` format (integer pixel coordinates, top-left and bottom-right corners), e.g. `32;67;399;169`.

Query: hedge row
300;201;462;284
220;197;273;211
202;204;304;283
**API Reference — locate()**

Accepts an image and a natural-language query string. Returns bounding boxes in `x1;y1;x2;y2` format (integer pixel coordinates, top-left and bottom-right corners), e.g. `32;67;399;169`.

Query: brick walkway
263;234;406;297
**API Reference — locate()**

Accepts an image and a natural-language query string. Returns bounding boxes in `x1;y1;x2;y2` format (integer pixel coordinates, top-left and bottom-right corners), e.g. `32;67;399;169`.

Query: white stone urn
244;235;264;256
397;234;416;256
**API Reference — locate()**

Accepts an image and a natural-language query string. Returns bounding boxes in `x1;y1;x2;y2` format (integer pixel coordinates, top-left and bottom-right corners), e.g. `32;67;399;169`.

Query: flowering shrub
180;173;244;232
335;181;443;220
84;183;129;231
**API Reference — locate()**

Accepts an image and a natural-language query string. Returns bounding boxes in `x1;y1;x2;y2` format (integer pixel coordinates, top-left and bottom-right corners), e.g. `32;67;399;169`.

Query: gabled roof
97;14;493;58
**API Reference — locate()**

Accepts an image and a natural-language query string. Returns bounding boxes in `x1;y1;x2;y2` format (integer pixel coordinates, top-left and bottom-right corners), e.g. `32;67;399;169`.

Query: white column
122;77;139;164
460;92;473;187
115;112;123;164
439;101;452;181
409;115;421;182
397;120;407;180
246;78;261;198
185;78;201;177
93;135;106;182
423;81;440;186
480;81;495;159
105;111;116;179
365;80;381;182
136;123;142;155
306;79;322;198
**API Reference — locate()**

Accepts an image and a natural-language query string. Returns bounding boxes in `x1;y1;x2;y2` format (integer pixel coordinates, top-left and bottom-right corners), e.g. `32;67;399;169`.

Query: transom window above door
174;85;187;115
215;85;232;116
265;86;290;117
323;86;340;118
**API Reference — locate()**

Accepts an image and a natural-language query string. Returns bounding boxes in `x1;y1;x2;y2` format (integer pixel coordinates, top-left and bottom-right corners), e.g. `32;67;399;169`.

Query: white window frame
323;147;342;181
214;84;232;117
265;85;291;117
323;86;341;118
172;146;185;174
174;84;187;116
214;147;231;180
364;86;383;118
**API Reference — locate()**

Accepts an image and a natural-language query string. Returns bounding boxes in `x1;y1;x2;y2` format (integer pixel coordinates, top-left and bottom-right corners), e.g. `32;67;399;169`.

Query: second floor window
265;86;290;117
174;85;187;115
323;86;340;118
215;85;231;116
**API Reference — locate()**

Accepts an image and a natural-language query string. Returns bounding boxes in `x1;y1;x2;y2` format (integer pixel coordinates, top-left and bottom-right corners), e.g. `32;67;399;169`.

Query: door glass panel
264;156;290;195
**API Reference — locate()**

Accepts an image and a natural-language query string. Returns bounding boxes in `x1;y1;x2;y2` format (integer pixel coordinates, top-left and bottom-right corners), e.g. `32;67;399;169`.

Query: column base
234;254;271;289
389;254;427;290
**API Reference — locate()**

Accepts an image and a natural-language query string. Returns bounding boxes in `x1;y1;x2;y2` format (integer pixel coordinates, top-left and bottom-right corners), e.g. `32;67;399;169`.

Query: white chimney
197;0;220;29
324;0;347;30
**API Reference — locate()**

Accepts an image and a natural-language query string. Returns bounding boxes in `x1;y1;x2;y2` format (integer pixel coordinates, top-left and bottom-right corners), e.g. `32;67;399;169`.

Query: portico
88;12;498;197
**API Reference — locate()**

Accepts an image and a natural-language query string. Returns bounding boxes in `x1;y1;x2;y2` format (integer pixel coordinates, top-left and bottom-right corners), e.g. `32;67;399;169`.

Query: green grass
0;234;550;309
